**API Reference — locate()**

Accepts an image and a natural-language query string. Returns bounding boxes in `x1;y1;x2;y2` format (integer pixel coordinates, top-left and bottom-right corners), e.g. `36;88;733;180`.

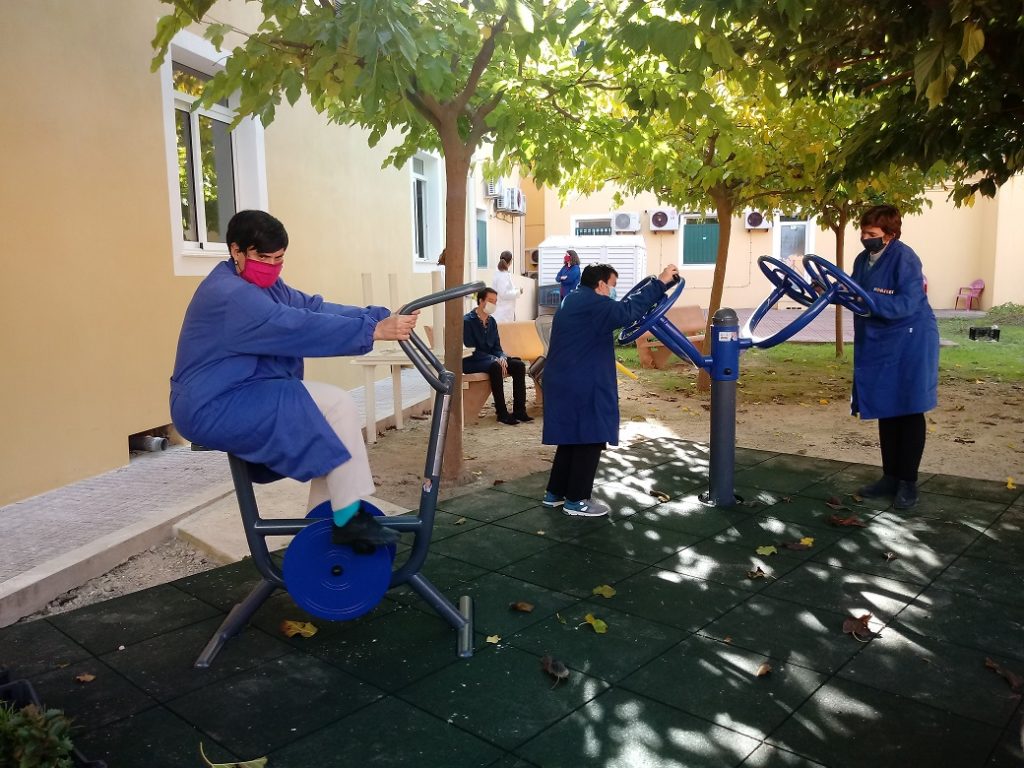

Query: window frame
772;214;817;267
410;151;443;272
570;215;613;237
159;31;268;277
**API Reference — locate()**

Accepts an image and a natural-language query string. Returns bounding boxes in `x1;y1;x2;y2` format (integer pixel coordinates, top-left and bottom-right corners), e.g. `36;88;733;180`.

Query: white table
349;349;418;444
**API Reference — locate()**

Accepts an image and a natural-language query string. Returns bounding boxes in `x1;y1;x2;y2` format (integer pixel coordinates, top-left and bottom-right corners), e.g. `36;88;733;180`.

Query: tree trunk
439;136;472;484
696;192;734;391
832;206;849;358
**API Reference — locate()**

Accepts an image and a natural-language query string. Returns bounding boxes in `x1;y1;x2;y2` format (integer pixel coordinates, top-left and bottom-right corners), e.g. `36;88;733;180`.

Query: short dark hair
580;263;618;288
226;210;289;253
860;204;902;239
476;287;498;303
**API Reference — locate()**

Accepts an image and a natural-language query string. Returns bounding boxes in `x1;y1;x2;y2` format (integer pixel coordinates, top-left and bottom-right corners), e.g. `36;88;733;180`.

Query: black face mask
861;236;886;254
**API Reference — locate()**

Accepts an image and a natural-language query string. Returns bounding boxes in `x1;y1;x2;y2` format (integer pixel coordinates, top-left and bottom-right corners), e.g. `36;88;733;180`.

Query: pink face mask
239;259;282;288
564;255;571;265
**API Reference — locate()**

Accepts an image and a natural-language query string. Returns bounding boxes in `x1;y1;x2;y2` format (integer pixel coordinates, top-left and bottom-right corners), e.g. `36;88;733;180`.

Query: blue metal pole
707;308;739;507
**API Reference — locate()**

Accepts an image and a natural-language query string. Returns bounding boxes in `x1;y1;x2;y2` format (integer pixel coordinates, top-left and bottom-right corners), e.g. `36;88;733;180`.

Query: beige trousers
302;381;375;513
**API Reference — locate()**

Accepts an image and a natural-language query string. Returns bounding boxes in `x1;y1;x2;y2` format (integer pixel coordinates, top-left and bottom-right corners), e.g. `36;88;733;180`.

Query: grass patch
617;303;1024;402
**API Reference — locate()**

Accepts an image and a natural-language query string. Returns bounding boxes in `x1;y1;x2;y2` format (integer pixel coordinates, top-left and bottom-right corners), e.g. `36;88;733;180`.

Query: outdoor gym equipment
618;255;876;508
194;281;486;669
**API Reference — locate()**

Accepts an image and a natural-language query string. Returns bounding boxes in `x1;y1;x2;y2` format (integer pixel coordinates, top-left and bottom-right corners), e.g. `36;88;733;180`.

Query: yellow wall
0;1;435;505
527;182;1021;312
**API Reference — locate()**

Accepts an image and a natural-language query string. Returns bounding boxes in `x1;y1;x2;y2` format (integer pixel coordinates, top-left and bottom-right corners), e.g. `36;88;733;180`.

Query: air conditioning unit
496;187;525;215
649;207;679;232
613;211;641;232
483;178;504;198
744;209;772;230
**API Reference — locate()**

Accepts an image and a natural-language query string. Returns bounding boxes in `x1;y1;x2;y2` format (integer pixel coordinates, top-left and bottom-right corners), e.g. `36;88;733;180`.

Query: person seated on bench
170;210;415;550
463;288;533;426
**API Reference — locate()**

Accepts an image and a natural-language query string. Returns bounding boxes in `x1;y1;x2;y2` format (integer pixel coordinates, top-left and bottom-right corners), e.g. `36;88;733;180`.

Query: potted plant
0;678;106;768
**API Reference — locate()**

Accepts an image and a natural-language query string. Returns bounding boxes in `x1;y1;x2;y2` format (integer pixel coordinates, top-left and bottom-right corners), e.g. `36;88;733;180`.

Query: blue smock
542;280;667;446
556;264;581;298
462;310;506;374
169;260;390;480
850;239;939;420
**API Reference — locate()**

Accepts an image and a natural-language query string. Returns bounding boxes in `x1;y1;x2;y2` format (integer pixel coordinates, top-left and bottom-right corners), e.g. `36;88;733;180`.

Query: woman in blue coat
850;204;939;510
556;249;582;299
170;210;416;549
542;263;679;516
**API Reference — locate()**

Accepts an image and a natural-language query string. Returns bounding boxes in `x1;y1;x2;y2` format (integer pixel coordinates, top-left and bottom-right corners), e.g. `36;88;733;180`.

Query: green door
683;218;719;265
476;218;488;269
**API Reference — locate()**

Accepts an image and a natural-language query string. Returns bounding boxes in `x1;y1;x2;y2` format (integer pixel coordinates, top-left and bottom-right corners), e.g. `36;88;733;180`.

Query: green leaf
583;612;608;634
200;742;267;767
508;0;535;34
924;63;956;108
913;40;944;97
959;22;984;65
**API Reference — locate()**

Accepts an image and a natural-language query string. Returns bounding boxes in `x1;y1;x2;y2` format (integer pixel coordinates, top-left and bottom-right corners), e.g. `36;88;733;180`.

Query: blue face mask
861;236;885;254
609;287;618;301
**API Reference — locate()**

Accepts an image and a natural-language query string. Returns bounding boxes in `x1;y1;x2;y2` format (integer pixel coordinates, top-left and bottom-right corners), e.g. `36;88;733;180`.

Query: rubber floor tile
516;688;760;768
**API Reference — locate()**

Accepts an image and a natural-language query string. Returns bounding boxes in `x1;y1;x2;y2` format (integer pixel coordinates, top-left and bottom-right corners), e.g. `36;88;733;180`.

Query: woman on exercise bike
170;210;416;549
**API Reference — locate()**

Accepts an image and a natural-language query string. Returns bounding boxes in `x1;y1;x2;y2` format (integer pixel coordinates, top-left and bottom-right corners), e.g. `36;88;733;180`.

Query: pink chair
954;279;984;310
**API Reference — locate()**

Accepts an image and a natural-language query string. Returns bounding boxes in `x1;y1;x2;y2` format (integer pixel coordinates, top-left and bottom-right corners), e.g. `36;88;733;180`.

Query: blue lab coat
462;310;506;374
850;239;939;420
542;280;667;446
170;260;390;479
556;264;581;298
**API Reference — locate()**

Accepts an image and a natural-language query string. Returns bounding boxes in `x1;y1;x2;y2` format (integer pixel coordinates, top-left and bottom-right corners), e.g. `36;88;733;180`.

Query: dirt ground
31;371;1023;618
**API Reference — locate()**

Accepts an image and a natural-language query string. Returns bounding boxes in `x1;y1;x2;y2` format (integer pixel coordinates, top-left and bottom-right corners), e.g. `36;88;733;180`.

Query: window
410;152;442;266
773;215;816;272
572;216;613;236
160;31;267;276
681;216;719;265
173;63;236;245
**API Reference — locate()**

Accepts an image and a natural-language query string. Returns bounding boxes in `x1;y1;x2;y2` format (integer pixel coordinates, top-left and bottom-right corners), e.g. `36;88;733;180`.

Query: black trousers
486;357;527;416
547;443;605;502
878;413;926;483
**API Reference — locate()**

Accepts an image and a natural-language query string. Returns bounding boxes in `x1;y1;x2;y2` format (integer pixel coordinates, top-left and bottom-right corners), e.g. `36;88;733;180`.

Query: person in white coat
493;250;521;323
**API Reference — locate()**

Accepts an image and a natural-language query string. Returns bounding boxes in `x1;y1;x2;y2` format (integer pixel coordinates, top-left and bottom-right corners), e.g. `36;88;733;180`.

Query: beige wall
527;182;1021;312
0;1;435;505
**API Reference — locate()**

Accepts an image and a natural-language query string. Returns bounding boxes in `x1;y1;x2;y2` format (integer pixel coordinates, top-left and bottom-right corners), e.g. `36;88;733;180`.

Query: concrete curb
0;483;235;627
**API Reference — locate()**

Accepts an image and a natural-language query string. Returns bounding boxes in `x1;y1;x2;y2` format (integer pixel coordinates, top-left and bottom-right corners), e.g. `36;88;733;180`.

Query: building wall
527;182;1020;312
0;1;436;505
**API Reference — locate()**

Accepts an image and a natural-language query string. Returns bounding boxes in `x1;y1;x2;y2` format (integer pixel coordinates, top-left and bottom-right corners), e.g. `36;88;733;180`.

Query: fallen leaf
819;399;829;405
799;536;815;547
883;551;898;562
825;499;851;511
746;567;769;580
842;613;877;642
755;662;773;678
592;584;617;599
492;479;505;486
74;673;96;684
828;514;868;528
280;620;318;639
200;743;267;767
755;545;778;556
780;495;793;503
851;493;865;503
485;634;501;644
541;654;570;687
984;658;1024;693
453;517;468;525
582;613;609;634
782;540;812;551
509;601;535;613
1008;477;1017;490
723;636;733;644
651;490;671;503
555;613;567;625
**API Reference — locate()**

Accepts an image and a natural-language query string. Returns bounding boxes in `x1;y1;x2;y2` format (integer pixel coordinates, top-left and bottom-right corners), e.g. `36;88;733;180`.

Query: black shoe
857;475;898;498
894;480;919;510
497;414;519;425
332;508;400;552
512;412;534;422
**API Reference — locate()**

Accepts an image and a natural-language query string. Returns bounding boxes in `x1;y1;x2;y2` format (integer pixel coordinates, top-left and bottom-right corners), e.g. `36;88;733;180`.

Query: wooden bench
634;305;706;369
426;322;545;422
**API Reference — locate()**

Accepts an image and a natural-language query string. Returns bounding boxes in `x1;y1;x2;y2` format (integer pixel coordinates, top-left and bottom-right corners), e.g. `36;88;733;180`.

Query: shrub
0;701;75;768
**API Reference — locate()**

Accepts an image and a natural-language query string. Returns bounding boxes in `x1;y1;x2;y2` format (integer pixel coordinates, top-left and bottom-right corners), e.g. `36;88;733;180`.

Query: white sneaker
563;499;609;517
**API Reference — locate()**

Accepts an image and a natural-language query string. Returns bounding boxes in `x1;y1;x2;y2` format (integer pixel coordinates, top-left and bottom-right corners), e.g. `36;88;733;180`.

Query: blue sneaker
563;499;609;517
542;491;565;508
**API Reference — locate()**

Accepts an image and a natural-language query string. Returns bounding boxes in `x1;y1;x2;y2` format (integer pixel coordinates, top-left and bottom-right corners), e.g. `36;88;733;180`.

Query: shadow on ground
2;438;1022;767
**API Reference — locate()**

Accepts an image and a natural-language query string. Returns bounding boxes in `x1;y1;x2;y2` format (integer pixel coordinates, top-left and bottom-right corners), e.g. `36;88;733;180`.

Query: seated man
463;288;533;425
